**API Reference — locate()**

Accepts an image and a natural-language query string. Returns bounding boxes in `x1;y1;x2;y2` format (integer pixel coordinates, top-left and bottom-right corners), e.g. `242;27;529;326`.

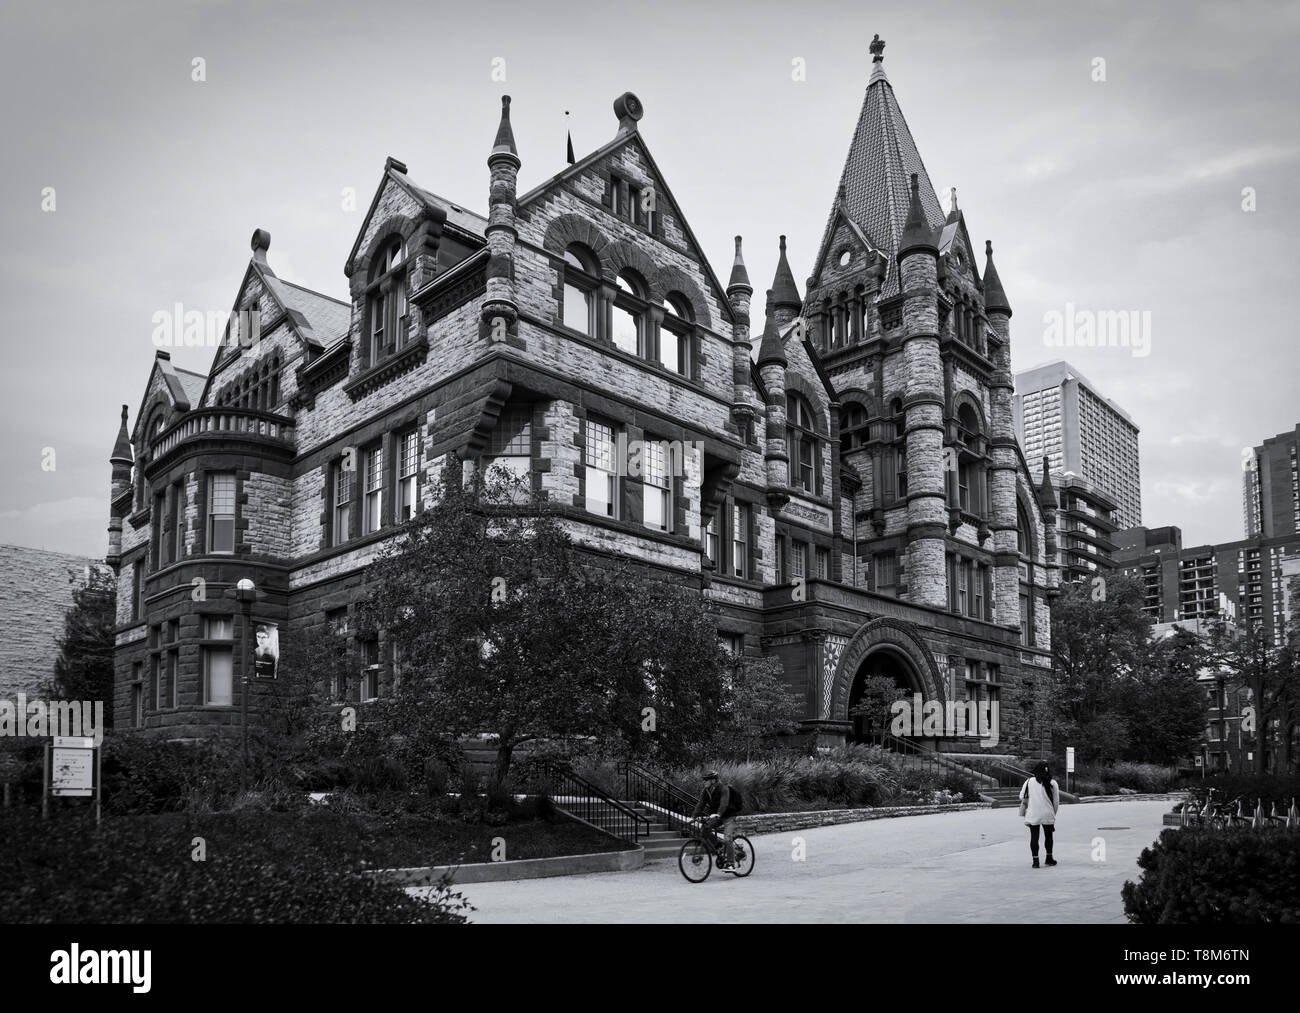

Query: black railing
860;730;964;781
618;760;698;832
525;759;652;844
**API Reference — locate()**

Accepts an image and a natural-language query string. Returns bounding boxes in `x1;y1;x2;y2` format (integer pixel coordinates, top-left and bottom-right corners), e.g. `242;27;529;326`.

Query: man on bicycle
692;770;743;868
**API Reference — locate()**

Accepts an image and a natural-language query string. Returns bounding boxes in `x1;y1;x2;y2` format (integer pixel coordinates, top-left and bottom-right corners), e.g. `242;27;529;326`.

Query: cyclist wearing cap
691;770;743;869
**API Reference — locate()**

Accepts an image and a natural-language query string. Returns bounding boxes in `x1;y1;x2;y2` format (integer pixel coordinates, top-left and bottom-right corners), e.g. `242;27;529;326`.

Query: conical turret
771;236;802;325
982;239;1012;318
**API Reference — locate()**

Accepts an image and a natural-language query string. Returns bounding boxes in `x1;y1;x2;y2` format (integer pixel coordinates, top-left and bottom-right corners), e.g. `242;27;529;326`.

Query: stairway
981;787;1026;808
625;803;694;861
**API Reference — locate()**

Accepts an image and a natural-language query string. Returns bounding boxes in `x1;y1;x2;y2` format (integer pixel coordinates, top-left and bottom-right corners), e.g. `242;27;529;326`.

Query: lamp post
235;577;257;790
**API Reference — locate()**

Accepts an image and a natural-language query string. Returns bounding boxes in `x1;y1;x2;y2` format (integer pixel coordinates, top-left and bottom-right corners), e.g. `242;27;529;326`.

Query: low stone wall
373;845;644;886
736;802;987;835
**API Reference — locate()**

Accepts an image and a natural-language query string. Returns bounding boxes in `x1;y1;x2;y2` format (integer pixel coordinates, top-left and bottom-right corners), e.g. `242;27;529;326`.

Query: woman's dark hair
1032;760;1052;792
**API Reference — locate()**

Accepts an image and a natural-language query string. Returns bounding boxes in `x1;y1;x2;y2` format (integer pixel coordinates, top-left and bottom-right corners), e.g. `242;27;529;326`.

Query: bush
668;744;978;813
100;734;242;815
0;808;471;924
1122;828;1300;924
1107;762;1179;793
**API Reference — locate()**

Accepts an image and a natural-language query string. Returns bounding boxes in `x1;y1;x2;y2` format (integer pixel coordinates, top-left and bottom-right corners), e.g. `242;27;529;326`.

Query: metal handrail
618;760;698;832
530;759;652;843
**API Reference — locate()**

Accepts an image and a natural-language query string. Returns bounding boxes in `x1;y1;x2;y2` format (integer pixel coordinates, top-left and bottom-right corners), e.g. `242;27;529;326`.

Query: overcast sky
2;0;1296;558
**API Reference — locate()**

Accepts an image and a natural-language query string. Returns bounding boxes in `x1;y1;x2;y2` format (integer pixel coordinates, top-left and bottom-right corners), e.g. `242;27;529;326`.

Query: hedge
1121;827;1300;924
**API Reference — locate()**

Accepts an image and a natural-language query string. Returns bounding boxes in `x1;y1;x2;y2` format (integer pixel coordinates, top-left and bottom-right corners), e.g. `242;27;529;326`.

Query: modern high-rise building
1013;360;1141;530
1115;524;1300;649
1055;474;1119;583
1243;425;1300;539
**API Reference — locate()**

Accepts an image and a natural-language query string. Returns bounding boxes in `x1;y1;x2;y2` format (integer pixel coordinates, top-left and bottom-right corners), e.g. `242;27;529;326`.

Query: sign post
1065;746;1075;794
49;736;100;825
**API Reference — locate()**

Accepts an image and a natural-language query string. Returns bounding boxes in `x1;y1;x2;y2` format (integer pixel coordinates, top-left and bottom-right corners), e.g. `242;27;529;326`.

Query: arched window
840;403;868;450
956;403;981;513
612;270;647;356
562;244;598;336
786;393;819;495
366;237;407;367
661;292;692;377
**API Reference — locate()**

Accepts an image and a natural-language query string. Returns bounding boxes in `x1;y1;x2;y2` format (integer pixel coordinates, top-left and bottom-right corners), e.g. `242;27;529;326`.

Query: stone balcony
148;408;296;468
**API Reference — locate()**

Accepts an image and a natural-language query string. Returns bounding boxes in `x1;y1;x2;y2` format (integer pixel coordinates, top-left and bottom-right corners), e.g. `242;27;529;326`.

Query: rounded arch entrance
830;618;946;743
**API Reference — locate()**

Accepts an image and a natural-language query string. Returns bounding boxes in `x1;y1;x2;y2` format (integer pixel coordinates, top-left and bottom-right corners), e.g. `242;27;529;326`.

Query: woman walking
1019;760;1060;868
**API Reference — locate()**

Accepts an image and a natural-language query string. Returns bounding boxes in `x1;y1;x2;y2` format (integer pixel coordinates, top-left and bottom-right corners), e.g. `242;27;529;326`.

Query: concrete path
420;799;1171;923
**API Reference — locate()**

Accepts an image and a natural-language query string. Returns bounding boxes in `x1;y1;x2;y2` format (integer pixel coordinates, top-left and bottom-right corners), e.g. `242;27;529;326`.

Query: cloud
1185;144;1300;181
0;497;105;558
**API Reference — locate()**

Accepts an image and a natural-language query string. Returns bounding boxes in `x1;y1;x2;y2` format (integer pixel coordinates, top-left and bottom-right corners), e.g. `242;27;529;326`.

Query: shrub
0;808;471;924
667;745;977;812
1122;828;1300;924
1107;762;1179;793
100;734;241;815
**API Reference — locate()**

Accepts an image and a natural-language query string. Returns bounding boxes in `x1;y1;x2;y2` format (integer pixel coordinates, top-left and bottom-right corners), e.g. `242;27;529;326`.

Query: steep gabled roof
813;37;945;298
174;367;207;407
279;280;351;344
517;122;735;325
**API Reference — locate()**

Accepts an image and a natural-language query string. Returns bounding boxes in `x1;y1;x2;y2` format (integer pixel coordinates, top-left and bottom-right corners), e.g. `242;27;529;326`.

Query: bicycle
678;817;755;883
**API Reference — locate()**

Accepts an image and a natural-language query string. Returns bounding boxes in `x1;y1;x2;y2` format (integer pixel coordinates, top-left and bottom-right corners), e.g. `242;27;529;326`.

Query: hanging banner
253;621;279;680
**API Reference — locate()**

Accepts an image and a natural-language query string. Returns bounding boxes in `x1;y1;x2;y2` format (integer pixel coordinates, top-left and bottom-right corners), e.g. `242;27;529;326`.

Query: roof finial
950;186;958;212
870;34;885;63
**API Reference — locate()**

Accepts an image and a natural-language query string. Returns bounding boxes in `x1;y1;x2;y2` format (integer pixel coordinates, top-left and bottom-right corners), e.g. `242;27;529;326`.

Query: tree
356;463;727;785
1121;628;1209;764
711;655;800;761
1046;573;1153;763
849;675;903;742
259;626;345;738
49;566;116;728
1206;616;1300;774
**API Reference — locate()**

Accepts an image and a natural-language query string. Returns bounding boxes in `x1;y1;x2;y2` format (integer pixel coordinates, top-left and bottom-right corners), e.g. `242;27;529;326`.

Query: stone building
106;39;1056;752
0;545;105;701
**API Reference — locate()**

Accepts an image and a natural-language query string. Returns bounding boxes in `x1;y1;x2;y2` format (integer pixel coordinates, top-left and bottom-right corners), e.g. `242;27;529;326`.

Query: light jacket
1020;777;1060;826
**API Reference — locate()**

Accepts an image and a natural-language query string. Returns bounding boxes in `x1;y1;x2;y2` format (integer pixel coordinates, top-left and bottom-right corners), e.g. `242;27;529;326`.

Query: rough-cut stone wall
0;546;102;699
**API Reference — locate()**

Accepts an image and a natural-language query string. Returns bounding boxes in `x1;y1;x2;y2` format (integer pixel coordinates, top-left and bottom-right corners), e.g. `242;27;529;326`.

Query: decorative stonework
829;617;946;720
822;634;849;719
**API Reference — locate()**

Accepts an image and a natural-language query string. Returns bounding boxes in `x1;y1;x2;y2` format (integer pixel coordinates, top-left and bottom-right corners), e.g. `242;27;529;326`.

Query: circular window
838;250;852;267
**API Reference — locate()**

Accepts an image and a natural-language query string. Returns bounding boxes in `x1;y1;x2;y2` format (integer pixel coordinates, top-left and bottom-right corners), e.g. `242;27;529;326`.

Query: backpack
722;784;745;816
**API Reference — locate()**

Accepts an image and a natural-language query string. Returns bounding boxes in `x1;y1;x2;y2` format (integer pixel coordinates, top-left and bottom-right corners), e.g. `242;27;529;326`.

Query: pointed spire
771;235;802;312
1037;455;1057;510
110;404;133;464
565;111;575;165
727;235;751;293
898;173;937;260
982;239;1012;317
491;95;518;162
755;291;787;368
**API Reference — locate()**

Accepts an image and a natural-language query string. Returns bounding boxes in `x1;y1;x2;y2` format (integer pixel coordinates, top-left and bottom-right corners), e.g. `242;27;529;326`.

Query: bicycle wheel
729;836;755;877
678;839;712;883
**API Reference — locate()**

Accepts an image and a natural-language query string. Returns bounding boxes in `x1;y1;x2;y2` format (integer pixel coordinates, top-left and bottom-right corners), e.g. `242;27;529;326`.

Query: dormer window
365;238;408;368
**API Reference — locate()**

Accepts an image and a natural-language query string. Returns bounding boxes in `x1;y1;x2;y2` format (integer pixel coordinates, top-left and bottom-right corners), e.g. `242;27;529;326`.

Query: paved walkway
423;799;1171;923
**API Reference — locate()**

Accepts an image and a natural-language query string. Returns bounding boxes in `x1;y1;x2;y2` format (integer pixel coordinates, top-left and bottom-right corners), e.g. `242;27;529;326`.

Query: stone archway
829;617;945;727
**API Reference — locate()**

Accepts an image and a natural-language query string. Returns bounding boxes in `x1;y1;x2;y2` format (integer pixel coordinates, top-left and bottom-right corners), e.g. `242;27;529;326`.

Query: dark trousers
1029;823;1054;857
